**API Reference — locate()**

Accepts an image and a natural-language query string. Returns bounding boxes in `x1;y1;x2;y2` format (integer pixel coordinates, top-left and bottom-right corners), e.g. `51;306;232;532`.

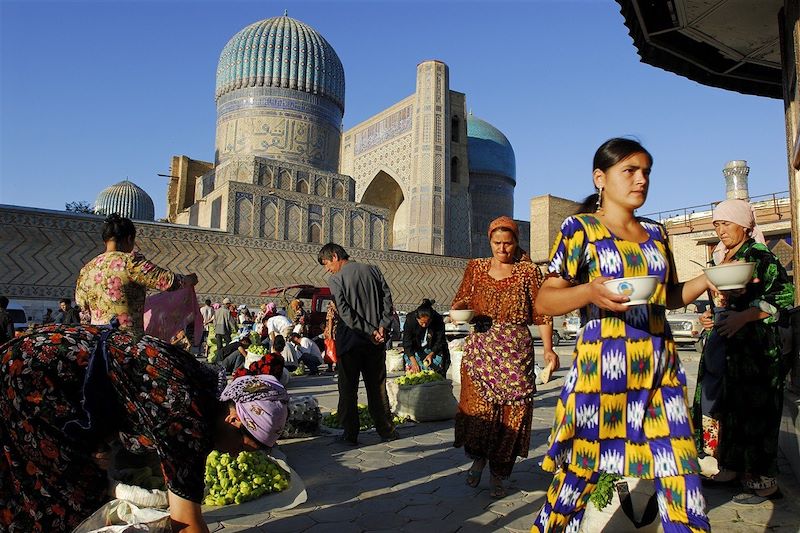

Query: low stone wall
0;205;468;312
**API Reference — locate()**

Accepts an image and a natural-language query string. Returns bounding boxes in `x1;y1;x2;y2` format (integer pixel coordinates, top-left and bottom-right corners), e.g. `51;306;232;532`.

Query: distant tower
214;15;345;171
723;160;750;200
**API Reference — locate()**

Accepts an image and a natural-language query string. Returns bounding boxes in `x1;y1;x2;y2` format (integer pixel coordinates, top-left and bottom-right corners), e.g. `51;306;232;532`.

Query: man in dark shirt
318;243;397;445
218;335;252;374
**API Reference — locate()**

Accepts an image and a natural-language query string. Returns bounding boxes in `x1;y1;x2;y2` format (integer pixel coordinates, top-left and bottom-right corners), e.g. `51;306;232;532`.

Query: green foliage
65;200;94;214
589;472;621;510
395;369;444;386
322;404;408;430
204;450;290;506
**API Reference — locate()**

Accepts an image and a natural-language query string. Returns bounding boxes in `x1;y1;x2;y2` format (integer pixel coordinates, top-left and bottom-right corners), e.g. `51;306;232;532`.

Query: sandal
466;459;486;488
490;475;507;499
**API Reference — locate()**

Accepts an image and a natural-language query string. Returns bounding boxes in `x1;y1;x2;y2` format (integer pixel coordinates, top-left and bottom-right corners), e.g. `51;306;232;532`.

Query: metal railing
640;191;791;227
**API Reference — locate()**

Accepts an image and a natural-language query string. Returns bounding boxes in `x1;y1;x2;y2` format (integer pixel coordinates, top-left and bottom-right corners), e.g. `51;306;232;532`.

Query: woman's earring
596;187;603;211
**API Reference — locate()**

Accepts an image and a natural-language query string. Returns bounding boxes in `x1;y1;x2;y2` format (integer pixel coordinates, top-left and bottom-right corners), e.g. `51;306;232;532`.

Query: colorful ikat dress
542;214;701;480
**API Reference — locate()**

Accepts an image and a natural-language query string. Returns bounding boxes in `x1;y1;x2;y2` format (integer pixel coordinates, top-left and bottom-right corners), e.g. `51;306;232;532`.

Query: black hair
416;298;435;319
273;335;286;352
102;213;137;243
576;138;653;214
289;332;302;339
239;336;252;347
59;298;71;306
204;299;211;306
317;242;349;265
0;296;7;309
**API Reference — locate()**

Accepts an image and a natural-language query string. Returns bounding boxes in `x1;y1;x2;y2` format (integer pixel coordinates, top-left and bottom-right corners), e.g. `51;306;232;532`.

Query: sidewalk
205;346;800;532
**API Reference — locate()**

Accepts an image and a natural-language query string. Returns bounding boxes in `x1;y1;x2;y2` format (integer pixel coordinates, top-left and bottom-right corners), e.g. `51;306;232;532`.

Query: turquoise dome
466;114;515;181
216;15;345;112
94;180;155;221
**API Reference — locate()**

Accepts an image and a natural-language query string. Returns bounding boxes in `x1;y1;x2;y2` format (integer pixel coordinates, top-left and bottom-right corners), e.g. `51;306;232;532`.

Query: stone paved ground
206;344;800;532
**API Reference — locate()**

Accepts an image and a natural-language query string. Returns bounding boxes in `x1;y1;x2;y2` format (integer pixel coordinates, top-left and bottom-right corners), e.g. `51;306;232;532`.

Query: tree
65;201;94;214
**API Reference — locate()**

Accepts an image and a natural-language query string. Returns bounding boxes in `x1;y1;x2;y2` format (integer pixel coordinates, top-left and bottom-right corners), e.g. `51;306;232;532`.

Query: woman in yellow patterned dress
531;139;715;532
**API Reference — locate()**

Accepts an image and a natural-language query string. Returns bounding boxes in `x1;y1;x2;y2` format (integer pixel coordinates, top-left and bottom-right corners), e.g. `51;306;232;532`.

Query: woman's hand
423;353;434;367
408;358;421;374
451;300;469;311
715;310;749;338
588;277;630;312
168;491;209;533
543;349;560;372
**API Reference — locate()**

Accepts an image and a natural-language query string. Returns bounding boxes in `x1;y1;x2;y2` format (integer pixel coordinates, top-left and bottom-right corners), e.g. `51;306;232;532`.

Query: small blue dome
94;180;155;221
466;114;515;181
216;15;345;112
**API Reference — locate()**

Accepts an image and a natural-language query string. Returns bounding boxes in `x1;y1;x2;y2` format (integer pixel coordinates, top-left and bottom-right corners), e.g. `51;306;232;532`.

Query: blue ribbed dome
94;180;155;221
216;15;345;112
467;114;516;181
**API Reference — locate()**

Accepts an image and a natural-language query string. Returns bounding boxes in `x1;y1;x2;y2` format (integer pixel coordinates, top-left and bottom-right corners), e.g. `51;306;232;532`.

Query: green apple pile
395;369;444;386
247;344;268;355
322;403;374;430
203;450;290;506
323;404;409;430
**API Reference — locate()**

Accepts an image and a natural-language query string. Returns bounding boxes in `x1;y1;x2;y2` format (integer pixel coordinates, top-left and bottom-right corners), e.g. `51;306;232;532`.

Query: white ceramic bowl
449;309;475;323
603;275;659;306
703;262;756;290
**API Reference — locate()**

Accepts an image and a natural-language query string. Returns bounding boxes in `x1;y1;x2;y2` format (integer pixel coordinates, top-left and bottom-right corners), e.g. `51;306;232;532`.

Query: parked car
563;315;581;340
442;312;471;340
529;315;570;346
666;299;710;353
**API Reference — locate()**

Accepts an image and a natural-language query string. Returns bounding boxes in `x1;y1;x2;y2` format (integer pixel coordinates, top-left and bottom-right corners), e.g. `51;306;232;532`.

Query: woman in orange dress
452;216;558;498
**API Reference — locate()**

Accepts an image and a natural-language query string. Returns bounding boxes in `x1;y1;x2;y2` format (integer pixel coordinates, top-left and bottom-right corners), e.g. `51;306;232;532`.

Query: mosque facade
166;14;529;258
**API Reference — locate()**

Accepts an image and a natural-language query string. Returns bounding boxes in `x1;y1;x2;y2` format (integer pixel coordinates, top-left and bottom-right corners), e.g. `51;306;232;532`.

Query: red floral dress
0;325;222;532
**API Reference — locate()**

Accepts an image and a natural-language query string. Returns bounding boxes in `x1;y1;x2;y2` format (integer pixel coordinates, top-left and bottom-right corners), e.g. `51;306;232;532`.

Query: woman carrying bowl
691;199;794;503
531;138;715;532
451;216;558;498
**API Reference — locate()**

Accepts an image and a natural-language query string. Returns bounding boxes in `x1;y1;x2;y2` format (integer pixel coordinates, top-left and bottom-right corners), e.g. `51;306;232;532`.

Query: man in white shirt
266;312;293;345
199;299;214;355
288;332;324;374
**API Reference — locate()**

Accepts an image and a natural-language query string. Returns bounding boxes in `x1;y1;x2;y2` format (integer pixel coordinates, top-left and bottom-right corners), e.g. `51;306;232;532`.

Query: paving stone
355;510;409;530
303;521;361;533
397;503;451;520
247;514;316;533
307;505;360;523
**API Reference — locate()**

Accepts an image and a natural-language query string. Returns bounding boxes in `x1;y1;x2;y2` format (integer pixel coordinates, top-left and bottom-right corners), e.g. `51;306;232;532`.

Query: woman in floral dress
452;216;558;498
531;139;715;532
0;215;282;532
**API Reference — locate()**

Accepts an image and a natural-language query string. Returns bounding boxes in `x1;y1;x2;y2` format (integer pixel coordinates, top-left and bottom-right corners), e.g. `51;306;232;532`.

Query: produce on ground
322;404;408;430
204;450;290;506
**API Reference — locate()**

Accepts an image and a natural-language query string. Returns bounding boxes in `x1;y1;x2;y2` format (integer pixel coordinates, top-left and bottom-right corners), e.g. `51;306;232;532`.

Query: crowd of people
0;138;796;533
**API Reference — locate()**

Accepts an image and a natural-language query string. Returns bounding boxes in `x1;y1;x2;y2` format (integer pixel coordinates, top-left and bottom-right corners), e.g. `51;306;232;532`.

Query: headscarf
711;199;766;265
487;215;519;240
487;215;530;261
220;374;289;448
264;302;277;315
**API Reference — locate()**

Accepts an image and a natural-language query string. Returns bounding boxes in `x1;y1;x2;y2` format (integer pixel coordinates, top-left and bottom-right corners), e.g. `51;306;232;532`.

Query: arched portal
360;170;404;248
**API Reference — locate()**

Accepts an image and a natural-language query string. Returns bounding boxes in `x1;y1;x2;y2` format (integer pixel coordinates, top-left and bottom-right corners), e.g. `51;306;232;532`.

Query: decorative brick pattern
0;206;468;311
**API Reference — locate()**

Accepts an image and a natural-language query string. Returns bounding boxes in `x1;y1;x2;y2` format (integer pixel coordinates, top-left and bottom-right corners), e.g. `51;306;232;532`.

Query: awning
615;0;783;99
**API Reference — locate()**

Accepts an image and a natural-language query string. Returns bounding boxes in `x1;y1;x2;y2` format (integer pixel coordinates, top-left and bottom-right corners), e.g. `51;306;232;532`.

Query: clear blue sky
0;0;788;221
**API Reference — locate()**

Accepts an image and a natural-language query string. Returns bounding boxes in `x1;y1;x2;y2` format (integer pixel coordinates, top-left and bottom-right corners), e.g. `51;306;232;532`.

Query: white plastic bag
386;349;405;372
73;500;171;533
